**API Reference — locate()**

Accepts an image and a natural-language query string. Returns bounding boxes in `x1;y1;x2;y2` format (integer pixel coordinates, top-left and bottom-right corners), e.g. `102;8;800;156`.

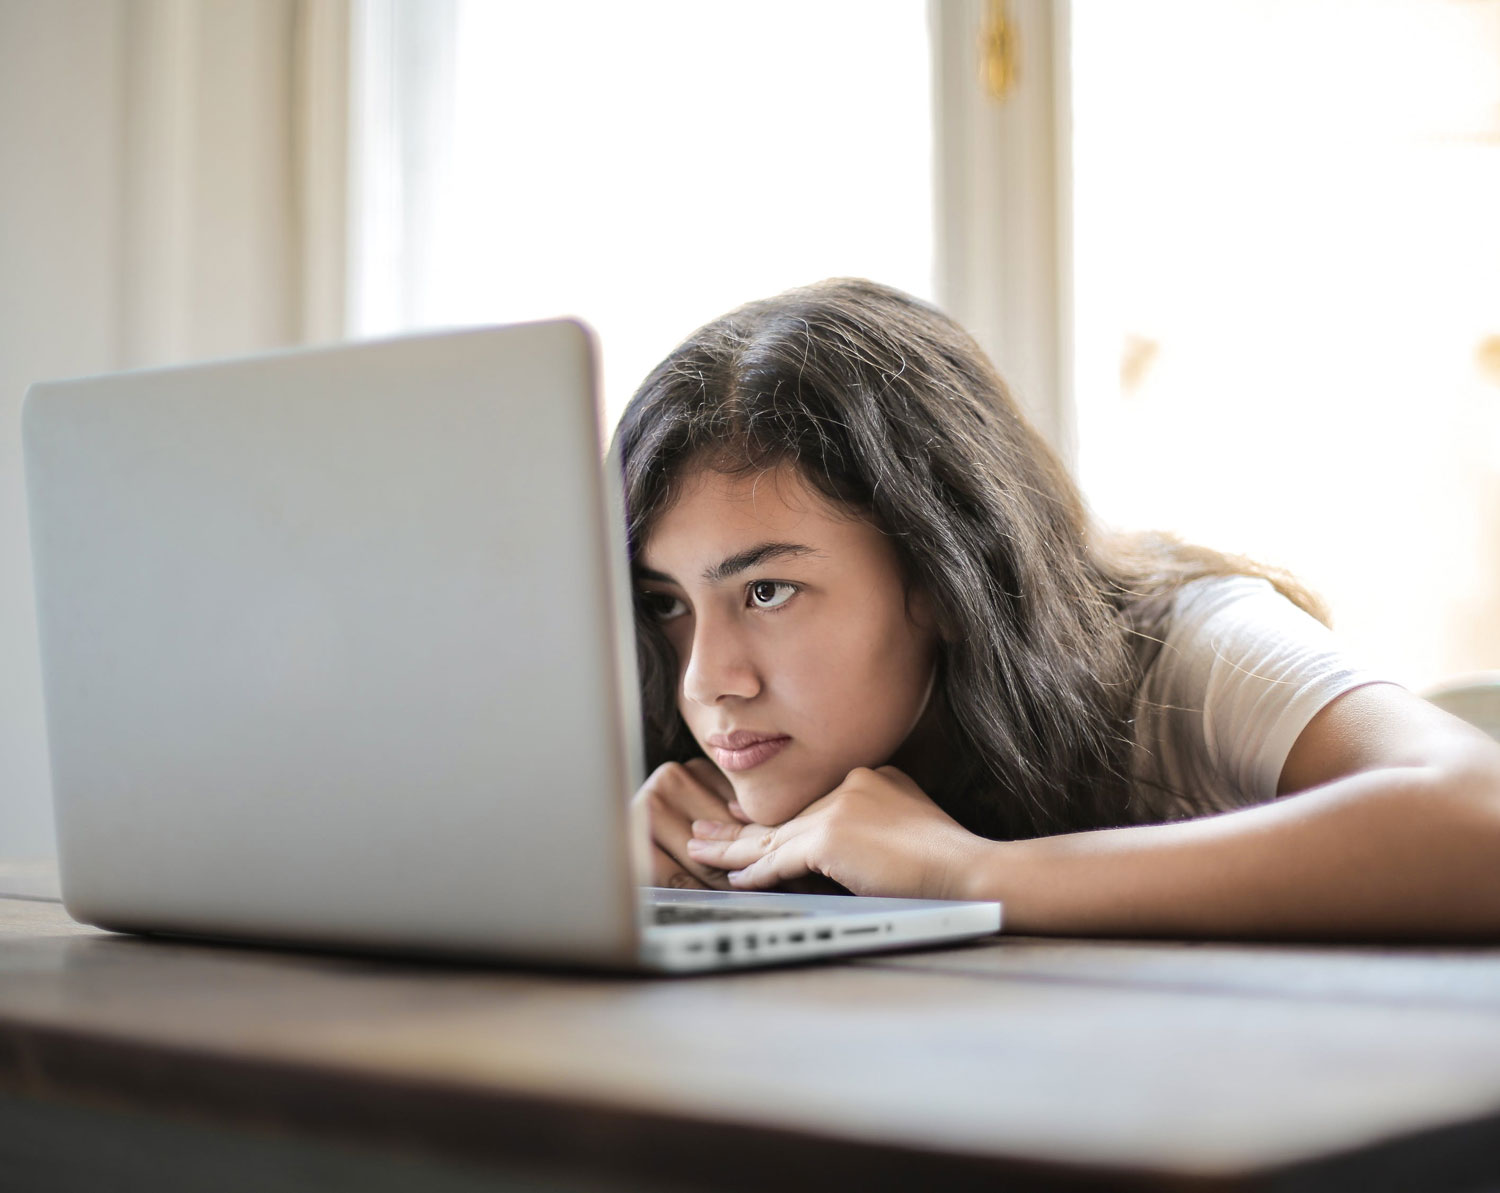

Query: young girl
613;277;1500;940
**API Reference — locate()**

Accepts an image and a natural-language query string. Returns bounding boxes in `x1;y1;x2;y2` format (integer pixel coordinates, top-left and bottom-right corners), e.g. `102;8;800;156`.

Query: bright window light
353;1;934;431
1071;0;1500;688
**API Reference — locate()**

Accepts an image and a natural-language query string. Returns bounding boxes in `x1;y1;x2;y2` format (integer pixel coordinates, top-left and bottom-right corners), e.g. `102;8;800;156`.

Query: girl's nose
681;614;761;706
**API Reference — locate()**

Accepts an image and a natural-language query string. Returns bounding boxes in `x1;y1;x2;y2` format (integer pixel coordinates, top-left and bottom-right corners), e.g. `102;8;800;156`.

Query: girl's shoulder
1159;573;1343;677
1130;573;1394;818
1166;572;1288;631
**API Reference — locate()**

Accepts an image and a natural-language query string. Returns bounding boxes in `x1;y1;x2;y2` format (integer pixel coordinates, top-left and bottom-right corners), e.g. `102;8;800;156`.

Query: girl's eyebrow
635;541;822;587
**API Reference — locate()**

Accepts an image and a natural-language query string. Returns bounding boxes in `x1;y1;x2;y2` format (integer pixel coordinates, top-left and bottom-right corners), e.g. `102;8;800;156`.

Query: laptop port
716;936;731;955
815;929;833;941
745;935;758;949
841;925;878;936
788;931;805;943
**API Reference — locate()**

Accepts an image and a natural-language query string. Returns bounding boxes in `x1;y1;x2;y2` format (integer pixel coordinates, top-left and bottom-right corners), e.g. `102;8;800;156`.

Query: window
349;0;1500;686
1071;0;1500;686
350;0;934;430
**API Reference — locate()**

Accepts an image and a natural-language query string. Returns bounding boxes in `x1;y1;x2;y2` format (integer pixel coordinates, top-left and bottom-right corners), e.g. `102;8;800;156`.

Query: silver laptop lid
23;320;646;965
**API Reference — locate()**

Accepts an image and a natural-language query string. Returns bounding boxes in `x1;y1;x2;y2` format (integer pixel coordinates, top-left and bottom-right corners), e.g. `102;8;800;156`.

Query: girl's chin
732;781;826;827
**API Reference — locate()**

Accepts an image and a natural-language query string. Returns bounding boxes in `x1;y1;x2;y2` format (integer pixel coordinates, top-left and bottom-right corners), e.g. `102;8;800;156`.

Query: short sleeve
1131;576;1399;818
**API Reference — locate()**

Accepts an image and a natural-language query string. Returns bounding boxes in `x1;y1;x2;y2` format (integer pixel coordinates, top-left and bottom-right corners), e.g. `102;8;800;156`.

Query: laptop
21;320;1001;972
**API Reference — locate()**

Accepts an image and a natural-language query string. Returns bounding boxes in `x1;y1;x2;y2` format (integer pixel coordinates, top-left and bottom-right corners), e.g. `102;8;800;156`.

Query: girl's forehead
639;463;877;571
667;463;825;523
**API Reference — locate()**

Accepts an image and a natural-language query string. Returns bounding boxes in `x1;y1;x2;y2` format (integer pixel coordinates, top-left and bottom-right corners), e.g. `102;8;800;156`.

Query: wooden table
4;858;1500;1192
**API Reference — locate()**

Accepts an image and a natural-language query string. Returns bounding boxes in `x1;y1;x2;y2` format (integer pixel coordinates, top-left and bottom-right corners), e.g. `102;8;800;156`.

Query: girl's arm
689;683;1500;939
966;683;1500;939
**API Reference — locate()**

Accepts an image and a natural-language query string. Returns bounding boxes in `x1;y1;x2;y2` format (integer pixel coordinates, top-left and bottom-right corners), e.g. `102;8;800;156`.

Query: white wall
1;1;128;857
1;0;343;858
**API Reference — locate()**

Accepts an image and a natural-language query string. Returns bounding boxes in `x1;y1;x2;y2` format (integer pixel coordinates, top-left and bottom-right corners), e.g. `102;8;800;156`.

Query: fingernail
685;838;706;852
692;819;726;835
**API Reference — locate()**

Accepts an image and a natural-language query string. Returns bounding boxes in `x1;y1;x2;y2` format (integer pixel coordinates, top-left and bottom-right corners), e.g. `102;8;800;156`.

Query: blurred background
3;0;1498;856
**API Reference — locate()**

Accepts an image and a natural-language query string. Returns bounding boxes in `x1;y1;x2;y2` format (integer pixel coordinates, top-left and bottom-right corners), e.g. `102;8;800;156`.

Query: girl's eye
747;581;797;611
640;592;688;622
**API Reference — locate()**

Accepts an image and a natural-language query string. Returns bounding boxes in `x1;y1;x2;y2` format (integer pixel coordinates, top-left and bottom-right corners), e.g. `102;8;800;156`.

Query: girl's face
636;462;939;826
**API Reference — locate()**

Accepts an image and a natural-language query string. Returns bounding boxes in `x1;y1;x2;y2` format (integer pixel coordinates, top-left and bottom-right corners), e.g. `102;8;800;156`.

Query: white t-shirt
1128;575;1395;822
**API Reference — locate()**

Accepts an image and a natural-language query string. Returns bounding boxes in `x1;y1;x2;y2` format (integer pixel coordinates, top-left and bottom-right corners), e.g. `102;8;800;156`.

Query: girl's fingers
682;757;736;803
726;838;815;890
632;760;751;891
669;773;738;826
654;807;736;889
678;759;753;826
637;763;739;849
688;820;800;871
686;834;766;871
689;818;740;840
648;843;710;890
685;835;732;866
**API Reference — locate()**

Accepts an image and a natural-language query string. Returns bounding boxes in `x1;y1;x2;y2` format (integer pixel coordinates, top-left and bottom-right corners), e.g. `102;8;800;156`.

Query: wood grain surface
4;872;1500;1191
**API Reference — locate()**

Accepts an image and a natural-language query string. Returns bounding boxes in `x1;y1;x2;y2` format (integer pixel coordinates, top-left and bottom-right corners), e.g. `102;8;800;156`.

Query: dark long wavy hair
611;278;1324;841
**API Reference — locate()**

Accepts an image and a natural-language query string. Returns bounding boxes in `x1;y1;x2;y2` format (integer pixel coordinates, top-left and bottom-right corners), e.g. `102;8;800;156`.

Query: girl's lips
708;735;791;772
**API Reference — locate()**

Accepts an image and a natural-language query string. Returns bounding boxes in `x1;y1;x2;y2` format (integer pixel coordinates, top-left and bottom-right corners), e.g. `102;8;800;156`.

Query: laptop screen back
23;321;645;964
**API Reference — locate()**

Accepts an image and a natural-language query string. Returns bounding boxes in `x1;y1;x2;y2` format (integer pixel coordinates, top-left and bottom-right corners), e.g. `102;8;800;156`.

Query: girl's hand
686;766;991;900
632;758;752;890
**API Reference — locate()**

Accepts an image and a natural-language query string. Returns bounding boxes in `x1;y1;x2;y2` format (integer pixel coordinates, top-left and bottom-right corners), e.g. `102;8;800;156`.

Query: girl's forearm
963;766;1500;940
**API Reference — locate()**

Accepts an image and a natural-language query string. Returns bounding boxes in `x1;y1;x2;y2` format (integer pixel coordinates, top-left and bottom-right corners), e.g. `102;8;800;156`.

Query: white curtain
0;0;349;856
